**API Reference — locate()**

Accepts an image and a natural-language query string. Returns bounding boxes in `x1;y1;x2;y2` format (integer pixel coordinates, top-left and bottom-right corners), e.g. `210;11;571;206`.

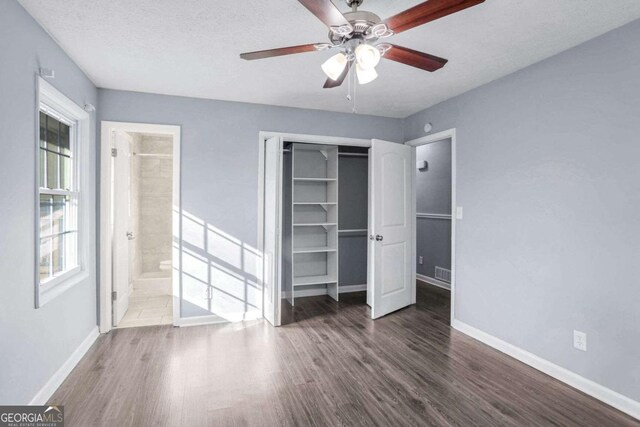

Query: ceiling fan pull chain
352;65;357;114
347;62;352;102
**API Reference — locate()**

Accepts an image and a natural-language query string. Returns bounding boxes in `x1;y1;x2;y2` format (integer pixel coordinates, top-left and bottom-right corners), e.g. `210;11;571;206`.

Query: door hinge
111;148;118;157
112;291;117;301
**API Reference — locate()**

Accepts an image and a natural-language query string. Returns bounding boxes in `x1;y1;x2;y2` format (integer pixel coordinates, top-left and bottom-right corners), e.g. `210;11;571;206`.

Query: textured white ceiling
19;0;640;118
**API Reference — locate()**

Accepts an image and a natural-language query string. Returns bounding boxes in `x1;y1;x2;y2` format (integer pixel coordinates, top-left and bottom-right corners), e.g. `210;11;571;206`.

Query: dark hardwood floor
50;283;638;426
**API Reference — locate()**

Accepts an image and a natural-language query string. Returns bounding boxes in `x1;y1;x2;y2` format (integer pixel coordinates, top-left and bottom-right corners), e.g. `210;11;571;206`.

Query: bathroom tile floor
116;276;173;328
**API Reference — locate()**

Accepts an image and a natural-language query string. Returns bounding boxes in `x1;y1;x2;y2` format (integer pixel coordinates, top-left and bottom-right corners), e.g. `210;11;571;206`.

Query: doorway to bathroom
99;122;181;332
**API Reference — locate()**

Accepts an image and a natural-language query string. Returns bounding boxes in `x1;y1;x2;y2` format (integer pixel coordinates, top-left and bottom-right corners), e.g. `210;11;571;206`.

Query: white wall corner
451;319;640;421
29;326;99;405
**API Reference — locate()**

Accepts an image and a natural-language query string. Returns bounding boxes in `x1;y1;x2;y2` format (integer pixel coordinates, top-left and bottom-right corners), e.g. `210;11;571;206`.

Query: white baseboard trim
29;326;99;405
282;284;367;299
340;284;367;293
417;274;451;290
451;319;640;421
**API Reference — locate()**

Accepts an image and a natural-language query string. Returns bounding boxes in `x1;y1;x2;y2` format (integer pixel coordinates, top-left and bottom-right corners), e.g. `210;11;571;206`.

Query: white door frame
99;121;181;333
111;130;133;326
405;128;457;324
257;131;372;324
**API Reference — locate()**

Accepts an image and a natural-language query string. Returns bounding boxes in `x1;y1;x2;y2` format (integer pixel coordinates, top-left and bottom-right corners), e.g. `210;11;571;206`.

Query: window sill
38;269;89;308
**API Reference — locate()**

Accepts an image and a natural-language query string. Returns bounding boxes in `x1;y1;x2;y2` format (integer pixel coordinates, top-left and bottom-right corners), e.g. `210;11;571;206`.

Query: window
36;78;90;307
39;110;79;284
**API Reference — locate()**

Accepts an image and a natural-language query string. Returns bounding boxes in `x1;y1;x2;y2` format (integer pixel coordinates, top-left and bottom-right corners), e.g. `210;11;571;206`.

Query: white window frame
36;78;91;307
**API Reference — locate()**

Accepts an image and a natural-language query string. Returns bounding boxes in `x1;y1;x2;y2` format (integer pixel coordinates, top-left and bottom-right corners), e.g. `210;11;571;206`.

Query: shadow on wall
177;209;262;322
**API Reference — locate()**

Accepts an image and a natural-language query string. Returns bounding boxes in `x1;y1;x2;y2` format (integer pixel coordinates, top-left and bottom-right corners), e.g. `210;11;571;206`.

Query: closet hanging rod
416;213;452;220
338;229;368;234
283;150;365;157
338;153;368;158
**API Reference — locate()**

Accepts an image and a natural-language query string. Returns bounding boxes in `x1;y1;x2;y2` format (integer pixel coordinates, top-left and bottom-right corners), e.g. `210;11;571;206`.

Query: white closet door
368;139;416;319
263;136;283;326
112;131;132;326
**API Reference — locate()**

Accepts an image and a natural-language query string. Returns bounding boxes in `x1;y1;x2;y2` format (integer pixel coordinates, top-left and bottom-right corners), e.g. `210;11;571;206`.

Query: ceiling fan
240;0;485;88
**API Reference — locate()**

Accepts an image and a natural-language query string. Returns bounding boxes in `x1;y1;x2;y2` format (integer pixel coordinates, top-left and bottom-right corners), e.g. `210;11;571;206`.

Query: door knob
126;231;134;240
375;235;383;241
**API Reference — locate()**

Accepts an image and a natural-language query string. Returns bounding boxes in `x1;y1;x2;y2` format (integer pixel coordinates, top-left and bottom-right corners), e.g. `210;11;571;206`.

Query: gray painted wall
0;2;98;404
415;140;451;280
97;89;403;318
6;0;638;407
404;19;640;402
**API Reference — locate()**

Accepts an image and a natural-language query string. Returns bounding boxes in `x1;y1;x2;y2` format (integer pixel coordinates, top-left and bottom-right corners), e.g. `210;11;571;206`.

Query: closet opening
260;132;417;327
280;142;370;324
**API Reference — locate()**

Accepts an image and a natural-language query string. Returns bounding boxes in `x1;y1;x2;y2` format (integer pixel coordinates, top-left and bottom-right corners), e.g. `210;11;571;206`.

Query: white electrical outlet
418;256;423;265
456;206;463;220
573;330;587;351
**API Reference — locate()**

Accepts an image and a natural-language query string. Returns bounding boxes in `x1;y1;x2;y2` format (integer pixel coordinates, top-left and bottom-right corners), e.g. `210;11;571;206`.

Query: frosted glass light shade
355;43;381;69
356;63;378;84
321;53;348;81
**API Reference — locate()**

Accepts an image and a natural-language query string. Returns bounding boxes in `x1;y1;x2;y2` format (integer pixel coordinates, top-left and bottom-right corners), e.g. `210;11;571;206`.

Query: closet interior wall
338;147;369;288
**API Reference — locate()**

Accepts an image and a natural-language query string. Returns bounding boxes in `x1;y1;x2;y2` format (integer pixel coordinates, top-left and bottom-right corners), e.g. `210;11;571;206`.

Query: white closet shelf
293;274;338;286
293;178;337;182
285;143;340;304
293;246;336;254
293;223;337;227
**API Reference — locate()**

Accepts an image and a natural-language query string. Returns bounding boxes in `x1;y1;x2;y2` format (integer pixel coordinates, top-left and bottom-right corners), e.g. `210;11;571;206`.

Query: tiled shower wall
130;133;143;280
131;134;173;275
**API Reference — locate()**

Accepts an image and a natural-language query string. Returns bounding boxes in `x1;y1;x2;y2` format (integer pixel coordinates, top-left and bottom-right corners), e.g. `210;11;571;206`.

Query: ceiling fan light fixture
356;63;378;85
355;43;381;69
321;52;348;81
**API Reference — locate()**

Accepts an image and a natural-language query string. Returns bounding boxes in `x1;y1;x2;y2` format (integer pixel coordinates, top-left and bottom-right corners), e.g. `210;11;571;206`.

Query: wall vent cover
435;266;451;283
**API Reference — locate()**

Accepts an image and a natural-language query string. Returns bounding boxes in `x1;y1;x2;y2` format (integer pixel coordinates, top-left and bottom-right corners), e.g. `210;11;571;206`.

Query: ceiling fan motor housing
344;0;364;8
329;10;384;45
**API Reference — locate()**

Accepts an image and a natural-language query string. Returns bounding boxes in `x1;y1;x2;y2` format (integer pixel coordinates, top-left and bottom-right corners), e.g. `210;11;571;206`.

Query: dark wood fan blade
240;44;323;60
384;0;485;34
384;45;448;72
323;61;353;88
298;0;351;28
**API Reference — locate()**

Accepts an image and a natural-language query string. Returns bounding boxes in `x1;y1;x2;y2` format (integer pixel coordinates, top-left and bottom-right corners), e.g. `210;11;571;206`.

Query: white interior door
262;136;283;326
368;139;416;319
112;131;132;326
